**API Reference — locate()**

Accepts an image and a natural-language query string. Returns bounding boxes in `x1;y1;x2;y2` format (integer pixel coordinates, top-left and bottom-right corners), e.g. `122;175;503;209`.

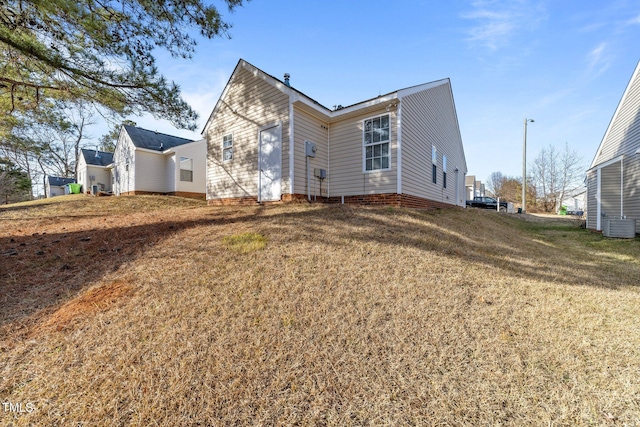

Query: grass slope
1;196;639;425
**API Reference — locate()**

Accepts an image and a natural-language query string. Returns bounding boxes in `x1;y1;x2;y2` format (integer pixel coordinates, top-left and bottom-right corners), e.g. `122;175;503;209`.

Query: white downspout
327;123;330;198
621;158;624;217
596;168;602;230
289;103;295;196
397;102;402;195
307;155;310;202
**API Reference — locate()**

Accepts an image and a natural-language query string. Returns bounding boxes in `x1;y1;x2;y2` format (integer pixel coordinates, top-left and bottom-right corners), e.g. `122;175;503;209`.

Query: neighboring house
112;125;206;199
465;175;485;201
46;176;75;198
203;59;467;208
560;186;586;214
586;60;640;233
77;148;114;194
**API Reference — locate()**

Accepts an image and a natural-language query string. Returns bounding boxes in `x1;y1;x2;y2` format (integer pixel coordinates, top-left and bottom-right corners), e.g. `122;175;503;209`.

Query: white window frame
443;155;447;188
179;156;193;182
222;134;233;162
362;114;391;173
432;146;437;184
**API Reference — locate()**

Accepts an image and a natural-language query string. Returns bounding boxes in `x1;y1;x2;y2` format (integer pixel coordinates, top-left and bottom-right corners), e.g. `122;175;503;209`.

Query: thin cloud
628;14;640;25
587;42;612;77
462;0;545;51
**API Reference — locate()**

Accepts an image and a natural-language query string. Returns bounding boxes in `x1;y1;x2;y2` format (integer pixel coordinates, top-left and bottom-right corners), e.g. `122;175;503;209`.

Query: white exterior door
258;124;282;202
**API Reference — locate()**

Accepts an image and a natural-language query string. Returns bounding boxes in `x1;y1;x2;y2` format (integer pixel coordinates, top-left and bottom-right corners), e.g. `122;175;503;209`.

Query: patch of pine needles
1;196;640;425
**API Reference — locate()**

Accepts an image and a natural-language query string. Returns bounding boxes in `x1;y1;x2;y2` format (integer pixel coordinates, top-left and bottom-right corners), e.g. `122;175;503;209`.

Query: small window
223;134;233;161
432;164;437;184
363;115;390;171
180;157;193;182
443;155;447;188
432;146;437;165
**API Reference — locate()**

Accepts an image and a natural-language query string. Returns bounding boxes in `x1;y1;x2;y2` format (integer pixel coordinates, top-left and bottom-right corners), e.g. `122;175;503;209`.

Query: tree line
487;142;584;213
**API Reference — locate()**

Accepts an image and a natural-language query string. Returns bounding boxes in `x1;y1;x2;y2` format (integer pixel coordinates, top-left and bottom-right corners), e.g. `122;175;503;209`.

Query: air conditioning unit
603;217;636;238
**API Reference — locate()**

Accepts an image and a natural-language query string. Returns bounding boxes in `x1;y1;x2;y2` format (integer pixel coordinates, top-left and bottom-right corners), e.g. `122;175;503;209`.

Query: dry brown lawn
1;195;639;425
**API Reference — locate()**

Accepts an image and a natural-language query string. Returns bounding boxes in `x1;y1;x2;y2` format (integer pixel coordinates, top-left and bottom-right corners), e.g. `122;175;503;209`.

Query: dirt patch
40;280;134;333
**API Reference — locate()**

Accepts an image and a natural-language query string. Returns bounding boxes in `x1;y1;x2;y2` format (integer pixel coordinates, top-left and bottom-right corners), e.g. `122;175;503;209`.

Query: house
203;59;467;208
77;148;114;194
560;186;586;215
586;60;640;233
112;125;206;199
46;176;75;198
465;175;485;201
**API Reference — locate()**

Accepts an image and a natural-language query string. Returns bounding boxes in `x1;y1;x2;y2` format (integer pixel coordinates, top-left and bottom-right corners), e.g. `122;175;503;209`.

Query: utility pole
522;118;534;212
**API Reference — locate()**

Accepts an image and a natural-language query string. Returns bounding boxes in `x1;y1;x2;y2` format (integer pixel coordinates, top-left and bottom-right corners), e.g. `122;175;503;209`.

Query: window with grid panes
222;134;233;161
363;115;390;171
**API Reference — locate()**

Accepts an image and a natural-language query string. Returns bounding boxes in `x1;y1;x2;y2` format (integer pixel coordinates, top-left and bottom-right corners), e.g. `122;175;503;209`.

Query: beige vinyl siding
586;171;598;230
135;151;167;193
601;161;622;219
206;67;290;199
328;108;397;196
400;83;466;206
623;157;640;233
593;65;640;165
293;107;328;197
113;133;136;195
588;63;640;233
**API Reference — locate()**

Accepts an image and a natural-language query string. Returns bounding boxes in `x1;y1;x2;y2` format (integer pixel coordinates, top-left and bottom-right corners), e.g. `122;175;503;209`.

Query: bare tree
486;171;505;199
530;143;583;212
556;142;584;213
486;172;533;205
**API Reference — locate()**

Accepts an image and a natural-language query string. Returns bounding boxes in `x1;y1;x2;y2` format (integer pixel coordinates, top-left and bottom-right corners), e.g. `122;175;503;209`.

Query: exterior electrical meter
305;140;317;157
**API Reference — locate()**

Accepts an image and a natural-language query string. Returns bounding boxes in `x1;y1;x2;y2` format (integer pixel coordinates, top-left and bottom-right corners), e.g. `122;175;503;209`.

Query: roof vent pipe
284;73;290;87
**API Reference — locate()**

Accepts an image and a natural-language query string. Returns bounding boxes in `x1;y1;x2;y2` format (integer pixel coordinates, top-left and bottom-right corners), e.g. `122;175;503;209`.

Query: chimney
284;73;290;87
95;146;101;158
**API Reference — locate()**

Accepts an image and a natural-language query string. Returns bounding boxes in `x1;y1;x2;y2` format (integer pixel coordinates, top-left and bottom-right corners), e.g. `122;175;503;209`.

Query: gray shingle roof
81;148;114;166
124;125;194;151
47;176;75;187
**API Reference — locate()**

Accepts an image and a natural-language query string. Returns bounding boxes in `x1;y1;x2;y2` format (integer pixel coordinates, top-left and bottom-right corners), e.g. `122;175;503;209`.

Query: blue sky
127;0;640;184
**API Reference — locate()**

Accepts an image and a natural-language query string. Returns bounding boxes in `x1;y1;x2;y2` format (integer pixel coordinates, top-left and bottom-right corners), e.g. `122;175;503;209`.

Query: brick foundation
208;192;456;210
120;190;205;200
120;191;162;196
208;196;259;206
167;191;206;200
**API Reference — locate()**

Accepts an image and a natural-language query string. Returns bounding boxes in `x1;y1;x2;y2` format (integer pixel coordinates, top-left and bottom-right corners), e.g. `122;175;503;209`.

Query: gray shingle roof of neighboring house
124;125;194;151
47;176;75;187
81;148;114;166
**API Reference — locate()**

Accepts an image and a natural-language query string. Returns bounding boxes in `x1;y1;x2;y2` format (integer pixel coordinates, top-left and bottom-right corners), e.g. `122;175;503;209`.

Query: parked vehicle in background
466;196;508;212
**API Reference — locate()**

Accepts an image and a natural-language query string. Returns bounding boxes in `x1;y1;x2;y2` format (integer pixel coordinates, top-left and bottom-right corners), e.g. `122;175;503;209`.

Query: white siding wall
400;83;467;206
86;166;112;192
48;185;65;197
113;133;136;195
77;156;88;193
166;155;176;193
173;140;206;194
293;107;329;197
135;150;167;193
206;67;290;200
328;108;397;196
